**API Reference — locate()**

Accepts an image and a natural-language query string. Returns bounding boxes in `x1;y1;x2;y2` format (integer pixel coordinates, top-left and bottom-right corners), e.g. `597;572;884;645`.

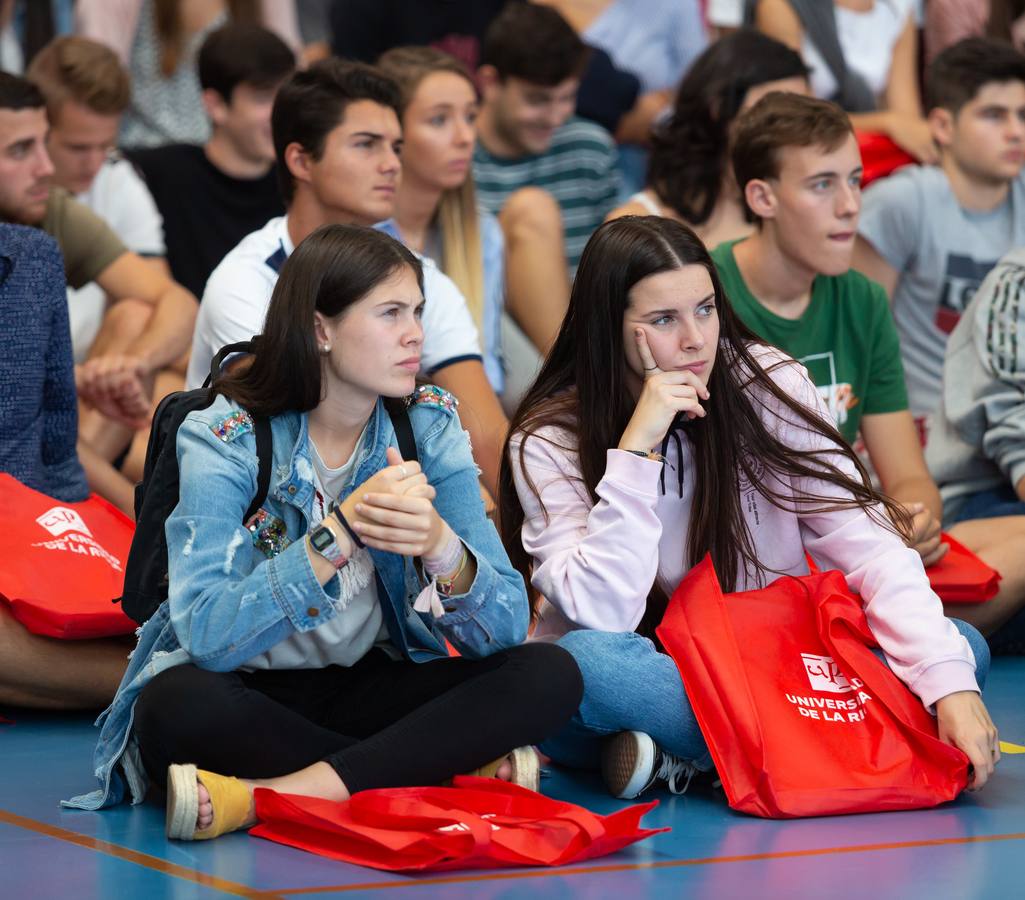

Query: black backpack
118;341;418;625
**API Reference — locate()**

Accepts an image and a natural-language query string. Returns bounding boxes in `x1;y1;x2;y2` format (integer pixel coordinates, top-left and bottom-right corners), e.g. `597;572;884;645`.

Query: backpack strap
385;398;418;464
204;338;261;388
780;0;877;113
202;338;271;521
244;415;273;523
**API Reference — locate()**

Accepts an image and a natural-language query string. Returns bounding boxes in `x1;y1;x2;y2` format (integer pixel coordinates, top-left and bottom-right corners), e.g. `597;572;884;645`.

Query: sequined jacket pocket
245;508;291;558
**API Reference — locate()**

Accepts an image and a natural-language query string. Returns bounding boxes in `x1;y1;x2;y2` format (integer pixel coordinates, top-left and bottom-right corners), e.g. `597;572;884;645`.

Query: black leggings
133;642;582;793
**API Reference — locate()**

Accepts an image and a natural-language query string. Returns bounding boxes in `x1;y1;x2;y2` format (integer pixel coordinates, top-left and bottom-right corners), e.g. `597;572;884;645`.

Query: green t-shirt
41;187;126;290
711;239;908;444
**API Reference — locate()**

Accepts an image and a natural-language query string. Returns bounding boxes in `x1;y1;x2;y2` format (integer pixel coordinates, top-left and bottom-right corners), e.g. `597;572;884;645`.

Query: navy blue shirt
0;224;88;501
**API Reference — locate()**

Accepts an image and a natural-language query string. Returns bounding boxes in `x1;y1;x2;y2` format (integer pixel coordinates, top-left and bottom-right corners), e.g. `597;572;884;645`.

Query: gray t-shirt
858;166;1025;417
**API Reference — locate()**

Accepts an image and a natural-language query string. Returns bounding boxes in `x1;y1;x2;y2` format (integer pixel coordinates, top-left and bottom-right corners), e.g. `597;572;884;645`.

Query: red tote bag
656;556;969;819
0;474;136;639
250;776;667;872
928;534;1001;603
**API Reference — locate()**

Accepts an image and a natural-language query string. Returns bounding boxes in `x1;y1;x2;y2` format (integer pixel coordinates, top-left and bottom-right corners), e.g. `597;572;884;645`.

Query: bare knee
499;187;563;240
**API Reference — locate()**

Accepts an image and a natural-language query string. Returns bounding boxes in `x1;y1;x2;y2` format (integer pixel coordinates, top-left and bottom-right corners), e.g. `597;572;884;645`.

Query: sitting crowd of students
2;0;1023;842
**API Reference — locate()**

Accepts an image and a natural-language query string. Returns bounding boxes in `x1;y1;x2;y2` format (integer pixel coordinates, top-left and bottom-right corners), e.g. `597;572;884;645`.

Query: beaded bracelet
435;548;470;597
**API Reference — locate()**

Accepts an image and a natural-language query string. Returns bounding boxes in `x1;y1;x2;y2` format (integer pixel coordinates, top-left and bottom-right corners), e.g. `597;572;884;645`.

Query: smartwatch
309;522;349;569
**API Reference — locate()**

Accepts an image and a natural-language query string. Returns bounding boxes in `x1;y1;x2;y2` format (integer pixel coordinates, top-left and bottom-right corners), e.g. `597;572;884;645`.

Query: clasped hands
338;447;451;558
76;353;152;429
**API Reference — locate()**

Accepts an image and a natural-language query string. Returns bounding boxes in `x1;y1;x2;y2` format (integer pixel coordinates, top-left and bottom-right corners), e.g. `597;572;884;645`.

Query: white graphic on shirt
799;352;857;428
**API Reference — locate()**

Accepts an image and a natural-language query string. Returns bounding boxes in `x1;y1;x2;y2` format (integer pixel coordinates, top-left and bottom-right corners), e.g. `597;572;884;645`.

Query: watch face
310;526;335;552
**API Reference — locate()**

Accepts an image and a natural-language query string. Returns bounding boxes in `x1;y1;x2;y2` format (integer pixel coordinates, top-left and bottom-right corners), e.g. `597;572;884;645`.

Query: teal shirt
712;239;909;445
473;116;619;274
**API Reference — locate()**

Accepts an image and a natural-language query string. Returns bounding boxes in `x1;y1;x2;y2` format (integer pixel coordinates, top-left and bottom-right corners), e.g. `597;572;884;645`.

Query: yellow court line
252;830;1025;895
0;807;279;900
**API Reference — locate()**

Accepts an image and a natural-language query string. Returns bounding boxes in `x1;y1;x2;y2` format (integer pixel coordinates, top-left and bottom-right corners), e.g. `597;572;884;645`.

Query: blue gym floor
2;658;1023;900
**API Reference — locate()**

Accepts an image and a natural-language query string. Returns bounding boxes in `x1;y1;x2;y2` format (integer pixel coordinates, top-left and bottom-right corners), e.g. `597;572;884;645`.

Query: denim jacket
64;389;528;810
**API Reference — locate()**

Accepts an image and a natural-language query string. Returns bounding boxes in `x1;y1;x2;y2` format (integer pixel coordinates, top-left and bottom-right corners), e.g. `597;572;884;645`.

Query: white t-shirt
804;0;914;102
707;0;744;27
242;426;389;671
68;156;166;362
187;215;483;389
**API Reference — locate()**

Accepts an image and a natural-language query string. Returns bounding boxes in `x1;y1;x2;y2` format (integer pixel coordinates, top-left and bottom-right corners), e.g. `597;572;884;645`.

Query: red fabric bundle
928;534;1001;603
251;776;666;871
857;131;916;187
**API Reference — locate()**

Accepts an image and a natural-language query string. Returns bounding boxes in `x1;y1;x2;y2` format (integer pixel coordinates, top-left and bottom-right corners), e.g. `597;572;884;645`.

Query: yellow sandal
466;746;540;792
166;763;254;841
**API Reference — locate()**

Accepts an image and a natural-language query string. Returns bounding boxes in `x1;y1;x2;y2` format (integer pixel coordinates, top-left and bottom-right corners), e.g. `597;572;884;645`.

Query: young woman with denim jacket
500;216;997;802
64;224;582;840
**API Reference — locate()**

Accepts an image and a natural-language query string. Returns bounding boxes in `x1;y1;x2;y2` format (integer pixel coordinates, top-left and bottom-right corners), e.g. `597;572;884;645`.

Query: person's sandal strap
465;746;540;792
193;769;253;840
166;764;253;841
507;746;540;792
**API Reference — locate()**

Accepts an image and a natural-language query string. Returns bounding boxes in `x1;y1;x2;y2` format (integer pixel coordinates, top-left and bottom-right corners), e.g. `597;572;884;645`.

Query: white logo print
801;653;854;694
36;506;92;538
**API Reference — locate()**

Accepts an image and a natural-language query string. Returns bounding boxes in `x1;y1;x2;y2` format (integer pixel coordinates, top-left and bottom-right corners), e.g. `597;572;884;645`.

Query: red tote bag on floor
656;556;969;819
250;776;667;872
0;474;135;639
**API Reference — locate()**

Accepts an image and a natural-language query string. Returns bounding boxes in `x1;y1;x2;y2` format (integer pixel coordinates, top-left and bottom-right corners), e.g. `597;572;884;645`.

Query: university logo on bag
32;505;123;572
800;653;853;694
36;506;92;538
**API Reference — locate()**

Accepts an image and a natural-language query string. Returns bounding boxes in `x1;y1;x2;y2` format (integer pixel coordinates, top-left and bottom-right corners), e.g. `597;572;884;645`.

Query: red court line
254;830;1025;895
0;808;279;900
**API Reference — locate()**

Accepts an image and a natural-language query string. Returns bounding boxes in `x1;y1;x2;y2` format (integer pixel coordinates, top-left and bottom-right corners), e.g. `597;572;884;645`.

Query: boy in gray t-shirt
853;38;1025;421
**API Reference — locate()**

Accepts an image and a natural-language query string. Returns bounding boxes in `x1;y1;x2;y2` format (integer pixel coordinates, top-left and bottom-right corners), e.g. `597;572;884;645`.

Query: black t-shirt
126;144;284;299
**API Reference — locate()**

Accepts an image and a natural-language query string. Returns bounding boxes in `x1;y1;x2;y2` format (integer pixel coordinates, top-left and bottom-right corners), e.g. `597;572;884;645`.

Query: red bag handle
349;792;496;854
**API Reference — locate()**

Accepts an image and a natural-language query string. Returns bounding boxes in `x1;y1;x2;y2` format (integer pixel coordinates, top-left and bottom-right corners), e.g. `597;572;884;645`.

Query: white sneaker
601;730;701;800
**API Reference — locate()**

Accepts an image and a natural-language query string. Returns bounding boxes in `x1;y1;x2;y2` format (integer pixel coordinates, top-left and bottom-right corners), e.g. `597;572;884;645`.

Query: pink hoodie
510;348;979;710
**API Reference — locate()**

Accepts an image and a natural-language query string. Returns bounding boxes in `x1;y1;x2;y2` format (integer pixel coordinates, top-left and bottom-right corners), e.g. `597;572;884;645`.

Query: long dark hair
213;224;423;416
499;217;911;639
647;28;808;226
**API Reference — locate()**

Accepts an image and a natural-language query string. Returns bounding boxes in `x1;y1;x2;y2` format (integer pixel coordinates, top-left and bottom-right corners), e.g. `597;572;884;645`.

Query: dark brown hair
154;0;259;78
213;224;423;416
480;3;589;86
27;37;131;119
927;36;1025;115
648;28;808;226
198;22;295;102
271;59;401;205
499;216;910;640
731;92;854;220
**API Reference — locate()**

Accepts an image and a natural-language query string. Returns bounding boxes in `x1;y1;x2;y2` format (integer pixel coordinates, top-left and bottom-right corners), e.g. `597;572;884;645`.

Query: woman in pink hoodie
501;216;998;800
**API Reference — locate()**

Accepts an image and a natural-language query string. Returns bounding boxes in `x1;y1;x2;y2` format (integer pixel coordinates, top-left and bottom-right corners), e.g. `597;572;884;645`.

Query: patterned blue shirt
0;224;88;501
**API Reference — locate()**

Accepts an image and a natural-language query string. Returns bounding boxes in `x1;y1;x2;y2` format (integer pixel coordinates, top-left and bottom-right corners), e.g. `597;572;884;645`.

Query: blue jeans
540;620;990;773
948;486;1025;653
948;484;1025;525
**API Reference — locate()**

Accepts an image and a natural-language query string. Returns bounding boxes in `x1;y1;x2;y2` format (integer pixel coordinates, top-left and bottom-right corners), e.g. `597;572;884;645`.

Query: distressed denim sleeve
166;416;344;670
418;410;529;657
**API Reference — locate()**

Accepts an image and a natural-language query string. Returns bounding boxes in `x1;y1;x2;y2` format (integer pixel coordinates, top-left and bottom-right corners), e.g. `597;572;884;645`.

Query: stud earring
321;343;331;354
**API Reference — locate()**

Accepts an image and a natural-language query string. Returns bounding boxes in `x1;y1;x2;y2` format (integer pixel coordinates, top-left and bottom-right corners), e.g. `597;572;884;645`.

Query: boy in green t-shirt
713;92;1025;638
